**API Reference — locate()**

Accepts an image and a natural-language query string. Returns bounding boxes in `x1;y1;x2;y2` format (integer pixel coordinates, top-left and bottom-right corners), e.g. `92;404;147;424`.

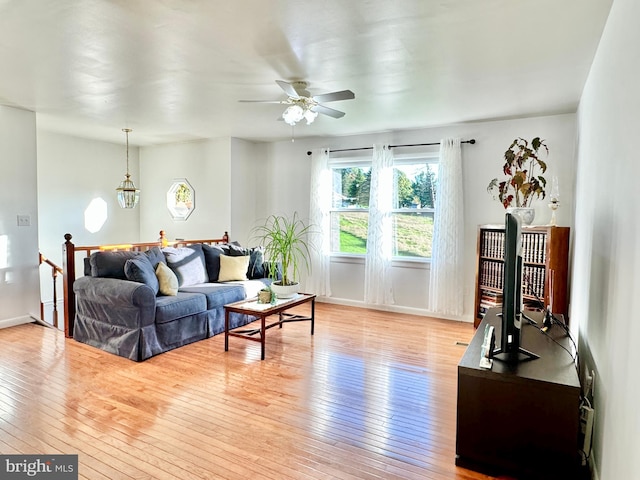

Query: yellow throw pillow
218;254;249;282
156;262;179;296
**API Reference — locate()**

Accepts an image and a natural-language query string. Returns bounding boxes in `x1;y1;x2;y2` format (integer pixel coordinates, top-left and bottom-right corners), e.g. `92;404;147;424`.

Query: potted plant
487;137;549;224
251;212;314;299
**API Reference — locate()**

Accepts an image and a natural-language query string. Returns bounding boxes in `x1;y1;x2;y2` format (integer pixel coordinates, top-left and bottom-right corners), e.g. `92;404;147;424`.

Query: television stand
492;346;539;362
495;310;537;325
456;308;581;479
522;311;537;325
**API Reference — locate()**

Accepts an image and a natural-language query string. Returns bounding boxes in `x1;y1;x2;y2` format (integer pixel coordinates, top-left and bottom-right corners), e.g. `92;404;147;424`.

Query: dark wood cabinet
456;309;581;479
474;224;570;328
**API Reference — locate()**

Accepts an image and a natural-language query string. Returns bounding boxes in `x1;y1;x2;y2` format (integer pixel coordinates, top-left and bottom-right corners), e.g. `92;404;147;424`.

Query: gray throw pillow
202;244;225;282
124;254;160;295
248;246;265;279
162;244;208;287
144;246;166;269
90;250;138;279
226;242;248;256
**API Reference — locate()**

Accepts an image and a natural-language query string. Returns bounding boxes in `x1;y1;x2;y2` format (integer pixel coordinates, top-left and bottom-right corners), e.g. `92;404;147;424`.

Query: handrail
62;230;230;338
39;252;63;329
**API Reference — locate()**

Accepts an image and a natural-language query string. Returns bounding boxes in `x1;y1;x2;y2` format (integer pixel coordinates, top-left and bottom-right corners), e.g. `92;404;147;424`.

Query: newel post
62;233;76;338
159;230;169;247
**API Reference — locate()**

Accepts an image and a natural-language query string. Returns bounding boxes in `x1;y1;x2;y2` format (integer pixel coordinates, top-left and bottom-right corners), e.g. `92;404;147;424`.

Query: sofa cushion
90;250;138;279
227;279;271;299
218;254;249;282
155;292;207;324
156;262;179;296
145;246;166;269
162;244;208;287
248;246;265;279
179;283;246;310
203;243;266;281
225;242;248;256
202;244;225;282
124;254;160;294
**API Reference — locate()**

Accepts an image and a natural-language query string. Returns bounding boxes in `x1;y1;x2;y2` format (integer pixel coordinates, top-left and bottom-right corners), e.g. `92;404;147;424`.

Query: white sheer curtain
429;138;464;316
307;148;332;297
364;144;394;305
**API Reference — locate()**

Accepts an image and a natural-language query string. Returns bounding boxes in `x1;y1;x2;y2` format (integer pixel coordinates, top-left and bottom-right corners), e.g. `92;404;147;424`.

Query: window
329;156;438;259
167;178;195;221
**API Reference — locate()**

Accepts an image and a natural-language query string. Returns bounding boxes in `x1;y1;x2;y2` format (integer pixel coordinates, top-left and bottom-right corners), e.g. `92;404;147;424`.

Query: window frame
328;152;439;262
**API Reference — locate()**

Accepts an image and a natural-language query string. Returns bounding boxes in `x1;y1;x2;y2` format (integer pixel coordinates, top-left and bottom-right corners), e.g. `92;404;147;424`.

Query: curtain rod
306;139;476;156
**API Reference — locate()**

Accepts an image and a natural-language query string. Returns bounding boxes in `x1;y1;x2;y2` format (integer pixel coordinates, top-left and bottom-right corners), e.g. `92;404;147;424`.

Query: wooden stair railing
62;230;230;338
39;253;64;329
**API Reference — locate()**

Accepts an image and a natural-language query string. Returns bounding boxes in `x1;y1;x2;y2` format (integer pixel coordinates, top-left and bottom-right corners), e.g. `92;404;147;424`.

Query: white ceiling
0;0;612;146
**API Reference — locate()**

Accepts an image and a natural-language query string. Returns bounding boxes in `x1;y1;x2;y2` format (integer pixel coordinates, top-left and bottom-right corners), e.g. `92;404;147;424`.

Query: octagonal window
167;178;195;221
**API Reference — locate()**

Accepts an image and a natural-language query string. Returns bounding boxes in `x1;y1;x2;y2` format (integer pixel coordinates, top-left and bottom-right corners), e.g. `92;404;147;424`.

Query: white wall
138;137;267;247
573;0;639;478
139;138;232;242
262;114;577;320
37;131;141;261
230;138;265;245
0;106;40;328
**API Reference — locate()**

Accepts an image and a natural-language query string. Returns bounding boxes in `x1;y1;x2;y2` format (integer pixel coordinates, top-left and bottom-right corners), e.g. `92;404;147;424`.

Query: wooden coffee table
224;293;315;360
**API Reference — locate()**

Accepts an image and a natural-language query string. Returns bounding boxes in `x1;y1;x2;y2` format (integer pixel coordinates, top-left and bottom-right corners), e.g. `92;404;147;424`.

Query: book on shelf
522;232;547;264
523;265;545;300
481;230;505;259
479;289;503;310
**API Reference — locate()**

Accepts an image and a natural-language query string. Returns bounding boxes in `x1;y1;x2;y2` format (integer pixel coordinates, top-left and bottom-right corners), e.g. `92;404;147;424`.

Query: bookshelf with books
474;224;570;328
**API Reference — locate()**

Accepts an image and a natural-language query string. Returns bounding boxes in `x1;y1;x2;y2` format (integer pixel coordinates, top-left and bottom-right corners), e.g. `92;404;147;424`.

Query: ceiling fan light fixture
304;109;318;125
242;80;354;126
283;104;304;125
115;128;140;209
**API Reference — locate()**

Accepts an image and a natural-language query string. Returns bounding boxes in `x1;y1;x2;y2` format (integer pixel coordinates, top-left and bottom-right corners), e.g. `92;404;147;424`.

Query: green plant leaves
251;212;315;286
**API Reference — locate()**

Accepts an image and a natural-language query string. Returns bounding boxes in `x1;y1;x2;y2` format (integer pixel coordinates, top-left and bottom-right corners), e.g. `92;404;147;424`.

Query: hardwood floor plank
0;303;494;479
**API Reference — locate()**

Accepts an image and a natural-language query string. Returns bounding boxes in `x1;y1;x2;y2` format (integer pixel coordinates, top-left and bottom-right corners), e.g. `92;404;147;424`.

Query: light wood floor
0;303;495;480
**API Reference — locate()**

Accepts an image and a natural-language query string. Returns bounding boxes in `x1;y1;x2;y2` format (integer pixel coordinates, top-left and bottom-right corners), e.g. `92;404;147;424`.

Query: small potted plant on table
487;137;549;225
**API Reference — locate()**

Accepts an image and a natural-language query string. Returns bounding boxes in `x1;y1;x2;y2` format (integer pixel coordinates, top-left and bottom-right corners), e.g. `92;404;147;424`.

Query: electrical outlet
583;370;591;396
17;214;30;227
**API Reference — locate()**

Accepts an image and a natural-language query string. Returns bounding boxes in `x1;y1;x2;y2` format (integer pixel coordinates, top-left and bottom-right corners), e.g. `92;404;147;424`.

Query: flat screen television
492;212;539;363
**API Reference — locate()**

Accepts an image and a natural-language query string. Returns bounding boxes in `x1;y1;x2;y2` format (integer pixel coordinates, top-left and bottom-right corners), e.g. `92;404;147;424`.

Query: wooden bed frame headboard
62;230;229;338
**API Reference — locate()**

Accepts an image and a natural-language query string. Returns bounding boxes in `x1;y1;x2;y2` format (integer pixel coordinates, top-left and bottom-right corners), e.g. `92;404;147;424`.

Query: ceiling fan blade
311;104;346;119
312;90;355;103
238;100;286;104
276;80;300;99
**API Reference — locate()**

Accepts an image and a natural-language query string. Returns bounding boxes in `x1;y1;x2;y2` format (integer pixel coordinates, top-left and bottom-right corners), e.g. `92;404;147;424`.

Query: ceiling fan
239;80;355;126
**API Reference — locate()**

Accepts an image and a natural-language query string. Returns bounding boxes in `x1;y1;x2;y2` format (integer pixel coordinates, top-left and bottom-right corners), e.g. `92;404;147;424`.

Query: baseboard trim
316;296;473;323
0;315;37;329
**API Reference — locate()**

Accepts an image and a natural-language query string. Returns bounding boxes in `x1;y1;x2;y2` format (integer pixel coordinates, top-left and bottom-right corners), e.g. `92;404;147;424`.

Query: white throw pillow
217;254;249;282
156;262;179;296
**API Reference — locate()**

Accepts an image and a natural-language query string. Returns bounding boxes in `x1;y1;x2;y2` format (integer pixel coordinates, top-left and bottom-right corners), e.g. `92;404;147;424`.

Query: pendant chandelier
116;128;140;209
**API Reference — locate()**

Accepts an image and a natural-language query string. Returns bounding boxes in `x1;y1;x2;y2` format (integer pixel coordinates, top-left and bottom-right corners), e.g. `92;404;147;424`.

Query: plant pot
507;207;535;225
258;289;272;304
270;281;299;299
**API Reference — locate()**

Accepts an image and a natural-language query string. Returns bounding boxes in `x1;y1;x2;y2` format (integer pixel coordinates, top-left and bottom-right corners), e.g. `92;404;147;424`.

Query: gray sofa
72;242;271;361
